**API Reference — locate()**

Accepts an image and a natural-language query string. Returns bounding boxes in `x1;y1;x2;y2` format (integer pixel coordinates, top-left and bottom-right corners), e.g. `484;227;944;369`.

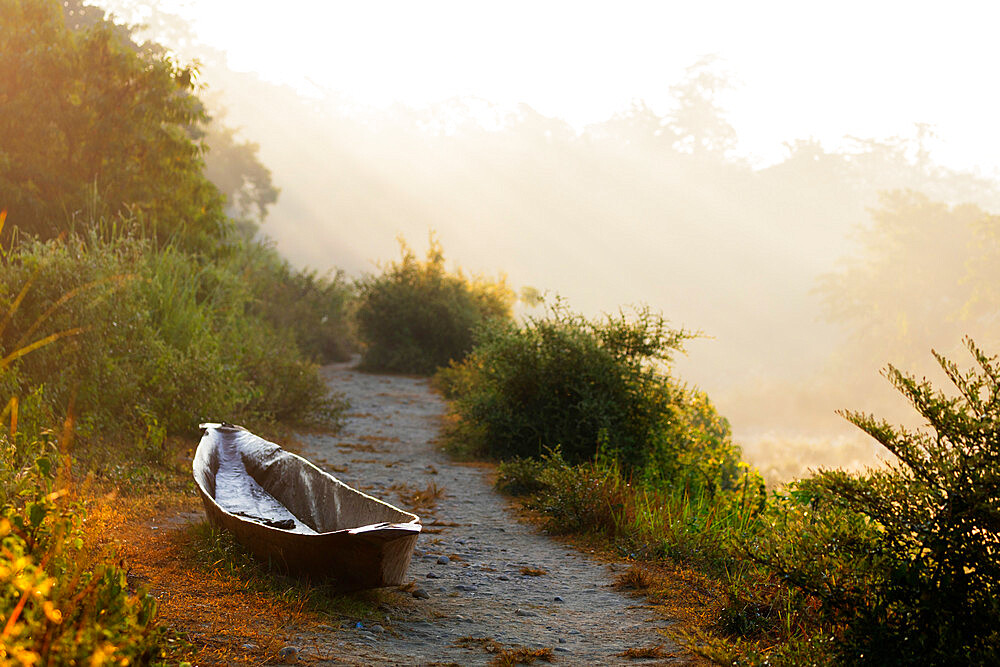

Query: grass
95;469;413;664
58;428;435;665
615;564;655;591
391;481;446;513
494;456;777;663
490;646;554;666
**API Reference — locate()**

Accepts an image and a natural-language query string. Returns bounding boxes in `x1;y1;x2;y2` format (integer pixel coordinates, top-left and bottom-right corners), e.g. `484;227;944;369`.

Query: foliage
518;451;637;538
493;455;549;497
237;241;354;364
0;0;229;251
497;448;764;568
742;339;1000;665
0;231;341;438
233;318;346;426
491;337;1000;665
354;237;514;375
668;55;737;157
0;434;163;663
444;301;742;483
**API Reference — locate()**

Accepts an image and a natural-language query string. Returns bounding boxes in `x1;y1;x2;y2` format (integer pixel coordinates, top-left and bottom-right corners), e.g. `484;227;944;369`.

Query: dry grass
337;441;380;452
618;644;668;658
423;518;465;534
454;637;554;666
396;580;418;593
616;564;655;591
519;566;547;576
490;647;554;666
110;510;301;662
391;481;446;513
116;513;409;664
360;434;402;445
455;635;503;654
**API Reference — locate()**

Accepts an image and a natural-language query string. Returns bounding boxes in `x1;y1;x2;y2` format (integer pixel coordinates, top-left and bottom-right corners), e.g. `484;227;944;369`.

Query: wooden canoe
192;423;421;590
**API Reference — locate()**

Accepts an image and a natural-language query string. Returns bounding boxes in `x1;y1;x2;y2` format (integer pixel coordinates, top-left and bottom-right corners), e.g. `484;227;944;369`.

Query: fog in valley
100;1;1000;483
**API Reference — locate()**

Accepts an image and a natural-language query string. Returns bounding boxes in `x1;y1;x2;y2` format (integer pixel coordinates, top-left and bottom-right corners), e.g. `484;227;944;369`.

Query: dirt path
287;361;689;666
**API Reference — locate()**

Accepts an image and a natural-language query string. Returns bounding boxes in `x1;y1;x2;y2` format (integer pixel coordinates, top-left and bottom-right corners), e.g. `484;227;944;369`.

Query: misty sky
96;0;1000;482
140;0;999;173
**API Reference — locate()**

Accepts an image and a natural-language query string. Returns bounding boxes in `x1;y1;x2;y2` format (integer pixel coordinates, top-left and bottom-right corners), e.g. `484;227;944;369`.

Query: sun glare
138;0;1000;173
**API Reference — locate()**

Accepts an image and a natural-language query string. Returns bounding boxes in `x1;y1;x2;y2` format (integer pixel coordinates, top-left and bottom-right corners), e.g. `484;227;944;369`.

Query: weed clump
240;244;355;364
615;565;655;591
490;646;554;666
454;637;554;666
390;481;445;513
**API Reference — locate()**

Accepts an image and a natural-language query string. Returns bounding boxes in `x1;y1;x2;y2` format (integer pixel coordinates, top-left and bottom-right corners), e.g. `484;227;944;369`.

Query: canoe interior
193;424;420;589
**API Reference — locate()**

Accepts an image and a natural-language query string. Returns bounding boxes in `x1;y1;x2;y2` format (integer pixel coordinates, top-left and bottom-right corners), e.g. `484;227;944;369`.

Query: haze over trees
100;0;1000;480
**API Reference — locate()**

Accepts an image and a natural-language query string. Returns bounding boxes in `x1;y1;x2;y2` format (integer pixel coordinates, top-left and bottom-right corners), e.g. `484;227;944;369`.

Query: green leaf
34;455;52;478
27;501;47;529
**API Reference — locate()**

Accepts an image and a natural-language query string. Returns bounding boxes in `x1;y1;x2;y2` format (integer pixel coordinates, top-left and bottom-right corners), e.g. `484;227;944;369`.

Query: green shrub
743;339;1000;665
494;455;550;496
445;301;741;482
498;449;639;537
236;242;355;364
0;231;340;438
234;320;347;426
354;237;514;375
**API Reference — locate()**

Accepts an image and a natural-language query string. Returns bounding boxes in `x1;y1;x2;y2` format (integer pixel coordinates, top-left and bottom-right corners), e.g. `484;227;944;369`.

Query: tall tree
817;190;1000;365
0;0;228;250
201;109;279;231
668;55;737;158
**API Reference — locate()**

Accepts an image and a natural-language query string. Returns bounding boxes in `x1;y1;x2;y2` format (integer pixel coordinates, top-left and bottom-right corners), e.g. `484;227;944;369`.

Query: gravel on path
290;361;690;666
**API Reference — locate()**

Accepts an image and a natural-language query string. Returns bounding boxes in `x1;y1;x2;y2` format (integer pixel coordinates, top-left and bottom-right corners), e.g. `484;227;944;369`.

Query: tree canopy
0;0;229;250
817;190;1000;366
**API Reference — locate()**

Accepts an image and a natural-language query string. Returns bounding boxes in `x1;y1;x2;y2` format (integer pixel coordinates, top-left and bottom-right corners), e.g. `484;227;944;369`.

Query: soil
282;361;692;666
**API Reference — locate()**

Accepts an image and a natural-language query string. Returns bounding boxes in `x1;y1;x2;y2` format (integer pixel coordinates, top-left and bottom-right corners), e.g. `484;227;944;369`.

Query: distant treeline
115;11;1000;459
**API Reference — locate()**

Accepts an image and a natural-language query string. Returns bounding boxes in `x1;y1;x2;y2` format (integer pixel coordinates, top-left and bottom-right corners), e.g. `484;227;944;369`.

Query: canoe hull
193;424;421;590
